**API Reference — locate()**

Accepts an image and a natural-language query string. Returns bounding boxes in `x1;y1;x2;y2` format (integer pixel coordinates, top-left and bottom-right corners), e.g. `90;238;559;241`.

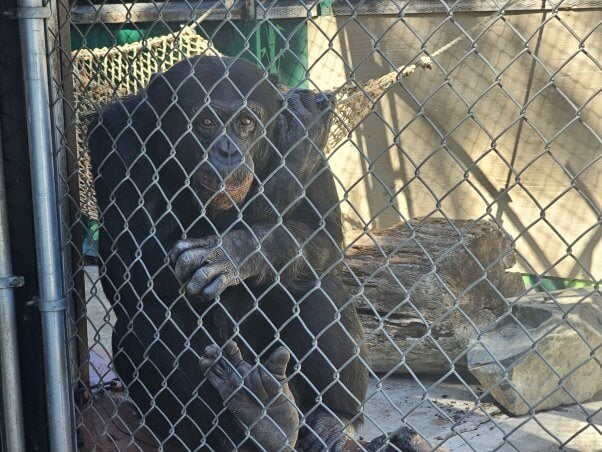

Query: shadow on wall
307;10;600;281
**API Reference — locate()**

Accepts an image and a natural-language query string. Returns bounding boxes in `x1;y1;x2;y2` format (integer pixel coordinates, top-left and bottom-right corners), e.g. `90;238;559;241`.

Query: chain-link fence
37;0;602;450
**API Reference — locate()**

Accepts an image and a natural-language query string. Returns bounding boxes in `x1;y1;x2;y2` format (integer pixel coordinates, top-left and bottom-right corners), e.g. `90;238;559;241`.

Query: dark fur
88;56;368;450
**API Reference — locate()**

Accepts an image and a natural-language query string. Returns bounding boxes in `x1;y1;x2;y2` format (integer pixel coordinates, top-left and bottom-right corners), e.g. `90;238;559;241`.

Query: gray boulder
467;288;602;415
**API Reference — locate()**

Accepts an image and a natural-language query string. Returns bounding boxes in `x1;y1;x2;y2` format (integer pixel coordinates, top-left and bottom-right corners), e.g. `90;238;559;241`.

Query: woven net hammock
72;9;498;219
73;25;221;220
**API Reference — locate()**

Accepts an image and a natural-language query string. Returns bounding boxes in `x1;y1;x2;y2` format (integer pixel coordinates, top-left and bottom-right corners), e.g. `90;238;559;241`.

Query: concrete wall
307;10;601;280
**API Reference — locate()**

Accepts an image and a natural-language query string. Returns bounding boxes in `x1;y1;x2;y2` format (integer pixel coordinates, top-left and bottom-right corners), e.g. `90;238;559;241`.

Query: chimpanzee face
147;56;281;210
189;87;266;209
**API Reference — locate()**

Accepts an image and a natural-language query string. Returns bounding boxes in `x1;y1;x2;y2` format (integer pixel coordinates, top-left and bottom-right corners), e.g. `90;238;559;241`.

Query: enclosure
0;0;600;451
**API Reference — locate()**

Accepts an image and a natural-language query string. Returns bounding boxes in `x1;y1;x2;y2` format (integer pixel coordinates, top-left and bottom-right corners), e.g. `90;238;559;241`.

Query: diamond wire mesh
46;0;600;450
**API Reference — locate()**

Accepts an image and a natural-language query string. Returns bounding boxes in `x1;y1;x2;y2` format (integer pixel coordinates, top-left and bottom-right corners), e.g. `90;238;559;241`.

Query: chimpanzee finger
295;89;320;115
203;360;235;393
198;273;237;302
315;91;334;111
222;341;255;398
263;346;290;379
169;237;217;264
256;347;291;395
174;247;219;283
185;262;229;298
223;341;244;366
204;344;220;358
275;113;288;136
200;344;222;375
286;93;312;127
201;345;233;379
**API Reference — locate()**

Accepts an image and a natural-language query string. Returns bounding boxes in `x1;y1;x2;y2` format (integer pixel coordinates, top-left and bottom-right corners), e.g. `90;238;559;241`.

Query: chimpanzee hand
169;231;259;301
260;89;334;217
200;341;299;450
275;88;333;157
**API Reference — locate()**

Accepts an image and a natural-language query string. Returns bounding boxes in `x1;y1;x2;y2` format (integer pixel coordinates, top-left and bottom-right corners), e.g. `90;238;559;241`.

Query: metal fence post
0;135;26;452
17;0;75;449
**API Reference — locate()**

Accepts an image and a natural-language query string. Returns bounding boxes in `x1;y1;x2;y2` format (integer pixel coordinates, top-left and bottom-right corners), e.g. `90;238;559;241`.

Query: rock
467;288;602;415
342;218;523;374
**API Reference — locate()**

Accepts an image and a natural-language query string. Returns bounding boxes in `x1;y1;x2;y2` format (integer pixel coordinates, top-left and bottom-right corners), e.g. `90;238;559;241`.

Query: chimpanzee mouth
197;170;253;194
195;170;253;210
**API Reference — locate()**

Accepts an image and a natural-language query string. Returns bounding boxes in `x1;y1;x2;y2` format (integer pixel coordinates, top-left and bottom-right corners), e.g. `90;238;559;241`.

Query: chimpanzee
88;56;430;451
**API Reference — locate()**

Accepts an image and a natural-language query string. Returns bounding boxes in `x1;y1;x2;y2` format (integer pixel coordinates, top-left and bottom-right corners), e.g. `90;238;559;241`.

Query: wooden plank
70;0;602;24
70;1;244;24
331;0;602;15
256;5;313;20
254;0;314;19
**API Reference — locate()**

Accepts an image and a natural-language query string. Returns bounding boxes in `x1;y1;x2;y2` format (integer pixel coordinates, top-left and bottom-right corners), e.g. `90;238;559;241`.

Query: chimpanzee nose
216;137;241;160
219;146;236;158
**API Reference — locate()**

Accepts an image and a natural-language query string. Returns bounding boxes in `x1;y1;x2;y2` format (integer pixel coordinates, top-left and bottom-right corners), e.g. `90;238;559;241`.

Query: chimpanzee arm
251;89;334;219
170;214;339;301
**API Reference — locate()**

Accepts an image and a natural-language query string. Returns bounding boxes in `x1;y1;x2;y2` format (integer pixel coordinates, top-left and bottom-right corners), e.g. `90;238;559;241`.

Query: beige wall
307;10;601;280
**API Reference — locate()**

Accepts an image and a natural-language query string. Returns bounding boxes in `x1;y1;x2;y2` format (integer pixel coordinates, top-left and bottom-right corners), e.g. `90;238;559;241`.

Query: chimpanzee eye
199;117;215;128
239;116;254;128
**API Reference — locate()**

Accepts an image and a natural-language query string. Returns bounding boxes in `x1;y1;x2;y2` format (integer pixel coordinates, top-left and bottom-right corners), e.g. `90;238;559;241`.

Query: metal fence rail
32;0;602;450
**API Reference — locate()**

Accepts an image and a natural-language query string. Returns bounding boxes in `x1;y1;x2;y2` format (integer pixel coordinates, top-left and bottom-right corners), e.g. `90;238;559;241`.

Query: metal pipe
17;0;75;450
0;137;26;452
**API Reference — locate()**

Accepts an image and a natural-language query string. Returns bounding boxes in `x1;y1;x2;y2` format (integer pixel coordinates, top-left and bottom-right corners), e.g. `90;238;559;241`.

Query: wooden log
342;218;523;375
